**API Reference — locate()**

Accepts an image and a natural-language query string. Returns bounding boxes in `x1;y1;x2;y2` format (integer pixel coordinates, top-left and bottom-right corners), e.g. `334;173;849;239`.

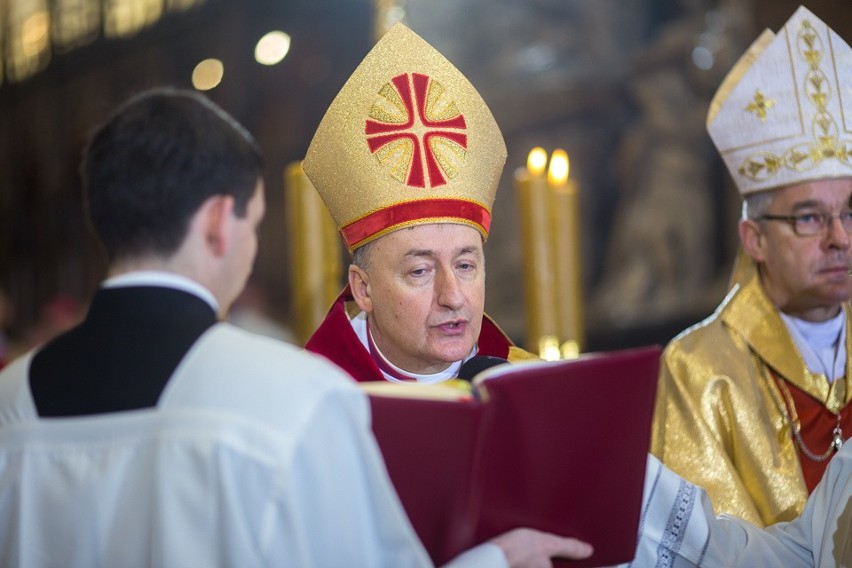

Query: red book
365;346;661;567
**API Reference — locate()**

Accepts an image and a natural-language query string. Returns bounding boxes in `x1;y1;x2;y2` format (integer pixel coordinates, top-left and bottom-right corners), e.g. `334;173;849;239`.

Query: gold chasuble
652;273;852;527
654;5;852;528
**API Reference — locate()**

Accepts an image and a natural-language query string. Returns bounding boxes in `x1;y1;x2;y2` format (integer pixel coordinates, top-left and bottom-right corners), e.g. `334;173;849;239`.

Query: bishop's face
743;177;852;321
349;223;486;375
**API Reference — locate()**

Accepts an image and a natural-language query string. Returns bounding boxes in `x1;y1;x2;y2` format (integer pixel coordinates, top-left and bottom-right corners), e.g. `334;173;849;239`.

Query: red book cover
366;346;661;567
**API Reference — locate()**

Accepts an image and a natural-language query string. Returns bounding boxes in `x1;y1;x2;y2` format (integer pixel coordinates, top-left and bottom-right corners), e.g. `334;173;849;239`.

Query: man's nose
825;215;851;249
436;269;465;309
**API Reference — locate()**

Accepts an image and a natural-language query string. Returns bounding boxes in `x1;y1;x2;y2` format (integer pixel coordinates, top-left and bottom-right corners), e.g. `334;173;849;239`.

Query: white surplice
621;446;852;568
0;323;466;567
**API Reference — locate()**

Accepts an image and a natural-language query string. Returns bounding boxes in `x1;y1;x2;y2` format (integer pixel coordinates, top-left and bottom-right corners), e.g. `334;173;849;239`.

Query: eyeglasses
758;211;852;237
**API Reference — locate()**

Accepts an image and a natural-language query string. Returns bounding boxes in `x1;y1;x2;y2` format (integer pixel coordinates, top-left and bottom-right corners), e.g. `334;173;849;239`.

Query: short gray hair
351;240;375;270
742;191;774;221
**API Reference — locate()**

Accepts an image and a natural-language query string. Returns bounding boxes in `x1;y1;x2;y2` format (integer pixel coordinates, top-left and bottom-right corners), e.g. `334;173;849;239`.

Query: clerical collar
779;309;847;383
350;311;475;383
103;271;219;313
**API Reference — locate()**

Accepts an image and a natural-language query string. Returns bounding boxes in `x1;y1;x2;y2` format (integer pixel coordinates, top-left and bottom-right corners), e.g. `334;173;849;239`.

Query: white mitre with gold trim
707;5;852;195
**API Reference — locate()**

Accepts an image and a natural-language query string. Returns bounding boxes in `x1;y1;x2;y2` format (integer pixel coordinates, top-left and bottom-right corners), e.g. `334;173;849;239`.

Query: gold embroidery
740;18;852;182
429;136;466;180
374;138;413;183
369;82;409;125
745;89;776;122
424;80;461;122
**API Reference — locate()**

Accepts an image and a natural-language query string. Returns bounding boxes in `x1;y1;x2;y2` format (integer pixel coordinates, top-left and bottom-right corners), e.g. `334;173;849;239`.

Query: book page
359;379;474;401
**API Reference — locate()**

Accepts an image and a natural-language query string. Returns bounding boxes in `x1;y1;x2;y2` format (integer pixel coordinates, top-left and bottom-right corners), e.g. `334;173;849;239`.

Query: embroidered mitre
707;5;852;195
302;24;506;251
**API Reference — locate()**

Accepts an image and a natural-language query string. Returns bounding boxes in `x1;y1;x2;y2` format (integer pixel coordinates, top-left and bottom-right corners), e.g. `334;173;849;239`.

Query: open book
363;345;661;567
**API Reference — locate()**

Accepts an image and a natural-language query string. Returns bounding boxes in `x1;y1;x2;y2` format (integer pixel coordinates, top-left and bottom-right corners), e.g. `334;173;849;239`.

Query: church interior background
1;0;850;357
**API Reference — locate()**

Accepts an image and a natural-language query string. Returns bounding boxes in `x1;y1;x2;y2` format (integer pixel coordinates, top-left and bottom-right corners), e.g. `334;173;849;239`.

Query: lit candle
514;147;559;359
547;149;584;358
528;146;548;176
285;161;342;345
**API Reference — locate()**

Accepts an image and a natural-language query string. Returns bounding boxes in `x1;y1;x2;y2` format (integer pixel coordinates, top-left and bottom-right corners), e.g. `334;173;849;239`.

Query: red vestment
773;373;852;492
305;287;526;382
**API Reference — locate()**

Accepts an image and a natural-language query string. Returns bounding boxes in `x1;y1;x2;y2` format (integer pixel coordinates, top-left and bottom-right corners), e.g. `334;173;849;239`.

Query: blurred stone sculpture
593;0;754;326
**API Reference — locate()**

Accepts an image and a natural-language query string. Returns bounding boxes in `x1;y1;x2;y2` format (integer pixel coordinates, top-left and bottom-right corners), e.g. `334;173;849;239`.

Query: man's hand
491;528;594;568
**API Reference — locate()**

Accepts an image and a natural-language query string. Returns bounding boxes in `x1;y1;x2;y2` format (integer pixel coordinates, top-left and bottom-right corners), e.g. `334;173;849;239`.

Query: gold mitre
707;5;852;195
303;24;506;251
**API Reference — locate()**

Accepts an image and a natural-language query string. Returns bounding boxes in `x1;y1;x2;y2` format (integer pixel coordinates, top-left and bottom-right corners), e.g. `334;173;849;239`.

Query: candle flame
539;335;562;361
527;147;547;177
548;149;569;185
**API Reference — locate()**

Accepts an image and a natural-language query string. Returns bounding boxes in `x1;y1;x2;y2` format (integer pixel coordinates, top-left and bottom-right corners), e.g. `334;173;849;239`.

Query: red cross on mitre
365;72;468;188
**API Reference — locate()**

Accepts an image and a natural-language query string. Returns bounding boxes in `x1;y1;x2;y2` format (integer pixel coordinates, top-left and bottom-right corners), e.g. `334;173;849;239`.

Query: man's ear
198;195;235;257
738;218;766;263
348;264;373;313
